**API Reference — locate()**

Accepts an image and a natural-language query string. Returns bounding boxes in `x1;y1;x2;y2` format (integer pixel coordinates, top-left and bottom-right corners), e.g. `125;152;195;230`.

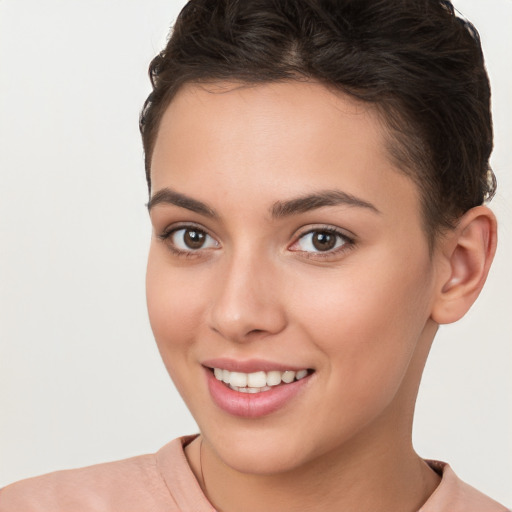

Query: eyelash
289;226;355;260
158;224;355;260
158;223;218;259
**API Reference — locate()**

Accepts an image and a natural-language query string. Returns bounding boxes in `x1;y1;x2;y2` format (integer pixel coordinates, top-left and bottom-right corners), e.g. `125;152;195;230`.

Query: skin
146;81;496;512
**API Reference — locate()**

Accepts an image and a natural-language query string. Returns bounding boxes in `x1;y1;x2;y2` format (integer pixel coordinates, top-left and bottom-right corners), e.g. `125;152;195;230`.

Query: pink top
1;436;508;512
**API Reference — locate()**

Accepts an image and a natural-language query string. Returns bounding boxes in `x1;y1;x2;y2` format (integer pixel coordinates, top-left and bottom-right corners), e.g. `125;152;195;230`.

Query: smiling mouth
210;368;313;393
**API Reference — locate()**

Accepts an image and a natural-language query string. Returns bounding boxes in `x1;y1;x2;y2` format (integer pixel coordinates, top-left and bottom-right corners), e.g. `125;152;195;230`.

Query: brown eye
292;229;350;254
311;231;336;251
168;227;219;252
184;229;206;249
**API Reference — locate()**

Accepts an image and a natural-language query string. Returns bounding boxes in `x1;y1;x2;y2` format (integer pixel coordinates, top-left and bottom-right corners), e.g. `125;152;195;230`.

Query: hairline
144;76;453;253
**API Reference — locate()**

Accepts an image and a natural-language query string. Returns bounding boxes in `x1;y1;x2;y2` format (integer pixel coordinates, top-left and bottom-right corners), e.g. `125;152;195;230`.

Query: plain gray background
0;0;510;505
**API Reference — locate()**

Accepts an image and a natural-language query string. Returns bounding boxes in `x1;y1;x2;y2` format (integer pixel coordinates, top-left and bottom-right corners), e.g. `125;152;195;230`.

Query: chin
216;441;308;475
200;421;320;476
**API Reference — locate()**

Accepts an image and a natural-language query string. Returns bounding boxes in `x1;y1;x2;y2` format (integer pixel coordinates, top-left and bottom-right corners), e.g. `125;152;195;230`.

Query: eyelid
294;223;356;240
158;221;215;238
158;222;220;256
288;224;356;257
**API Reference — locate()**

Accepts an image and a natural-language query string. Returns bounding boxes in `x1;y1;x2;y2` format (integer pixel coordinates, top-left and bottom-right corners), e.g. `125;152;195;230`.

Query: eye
290;228;353;254
161;226;219;253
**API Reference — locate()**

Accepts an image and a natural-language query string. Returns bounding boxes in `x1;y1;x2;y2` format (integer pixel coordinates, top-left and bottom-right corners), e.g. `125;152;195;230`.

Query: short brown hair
140;0;495;239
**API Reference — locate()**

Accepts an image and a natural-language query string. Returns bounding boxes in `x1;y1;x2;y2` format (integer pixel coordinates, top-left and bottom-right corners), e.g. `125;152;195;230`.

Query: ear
431;206;497;325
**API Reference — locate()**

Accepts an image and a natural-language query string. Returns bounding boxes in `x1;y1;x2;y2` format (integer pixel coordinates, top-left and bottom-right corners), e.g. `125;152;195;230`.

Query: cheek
145;247;207;360
145;249;216;411
290;250;433;398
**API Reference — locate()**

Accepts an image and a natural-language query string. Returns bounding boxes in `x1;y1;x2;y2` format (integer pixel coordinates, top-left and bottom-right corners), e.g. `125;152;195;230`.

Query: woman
1;1;510;510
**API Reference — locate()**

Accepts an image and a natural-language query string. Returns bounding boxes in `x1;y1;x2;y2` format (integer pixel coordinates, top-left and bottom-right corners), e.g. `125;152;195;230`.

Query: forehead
150;81;422;225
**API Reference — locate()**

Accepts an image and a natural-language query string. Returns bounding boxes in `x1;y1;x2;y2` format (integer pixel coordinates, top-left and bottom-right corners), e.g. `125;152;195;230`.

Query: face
146;81;440;475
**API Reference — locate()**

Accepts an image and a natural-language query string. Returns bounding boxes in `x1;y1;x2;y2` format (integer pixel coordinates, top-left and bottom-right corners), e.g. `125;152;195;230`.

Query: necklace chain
199;436;207;493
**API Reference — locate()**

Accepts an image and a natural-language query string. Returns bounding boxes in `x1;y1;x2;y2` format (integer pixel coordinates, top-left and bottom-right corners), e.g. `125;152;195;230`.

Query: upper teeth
213;368;308;388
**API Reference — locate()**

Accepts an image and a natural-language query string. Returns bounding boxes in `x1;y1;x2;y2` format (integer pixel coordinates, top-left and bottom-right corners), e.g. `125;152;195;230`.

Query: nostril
247;329;265;335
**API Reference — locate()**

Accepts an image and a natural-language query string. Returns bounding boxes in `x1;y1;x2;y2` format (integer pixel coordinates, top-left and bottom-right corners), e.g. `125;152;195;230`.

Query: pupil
184;229;205;249
312;231;336;251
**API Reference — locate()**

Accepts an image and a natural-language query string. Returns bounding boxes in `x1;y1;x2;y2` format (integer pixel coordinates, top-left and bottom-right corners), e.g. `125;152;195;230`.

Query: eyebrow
147;188;217;217
147;187;380;218
271;190;380;218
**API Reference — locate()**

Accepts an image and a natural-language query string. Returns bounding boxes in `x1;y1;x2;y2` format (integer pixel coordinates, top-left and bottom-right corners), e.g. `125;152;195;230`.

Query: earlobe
431;206;497;325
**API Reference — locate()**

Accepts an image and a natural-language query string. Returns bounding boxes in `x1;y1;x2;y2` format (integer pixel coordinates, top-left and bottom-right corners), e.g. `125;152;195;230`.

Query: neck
187;423;440;512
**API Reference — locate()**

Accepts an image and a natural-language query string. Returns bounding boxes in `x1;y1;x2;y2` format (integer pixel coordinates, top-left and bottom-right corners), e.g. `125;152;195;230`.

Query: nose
208;249;287;343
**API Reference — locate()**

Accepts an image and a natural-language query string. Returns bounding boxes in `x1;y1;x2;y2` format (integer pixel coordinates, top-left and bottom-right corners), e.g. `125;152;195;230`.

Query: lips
202;358;311;373
202;359;314;418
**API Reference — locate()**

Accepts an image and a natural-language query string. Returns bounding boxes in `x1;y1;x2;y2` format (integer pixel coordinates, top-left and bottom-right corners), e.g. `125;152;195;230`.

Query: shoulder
420;461;510;512
0;440;187;512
